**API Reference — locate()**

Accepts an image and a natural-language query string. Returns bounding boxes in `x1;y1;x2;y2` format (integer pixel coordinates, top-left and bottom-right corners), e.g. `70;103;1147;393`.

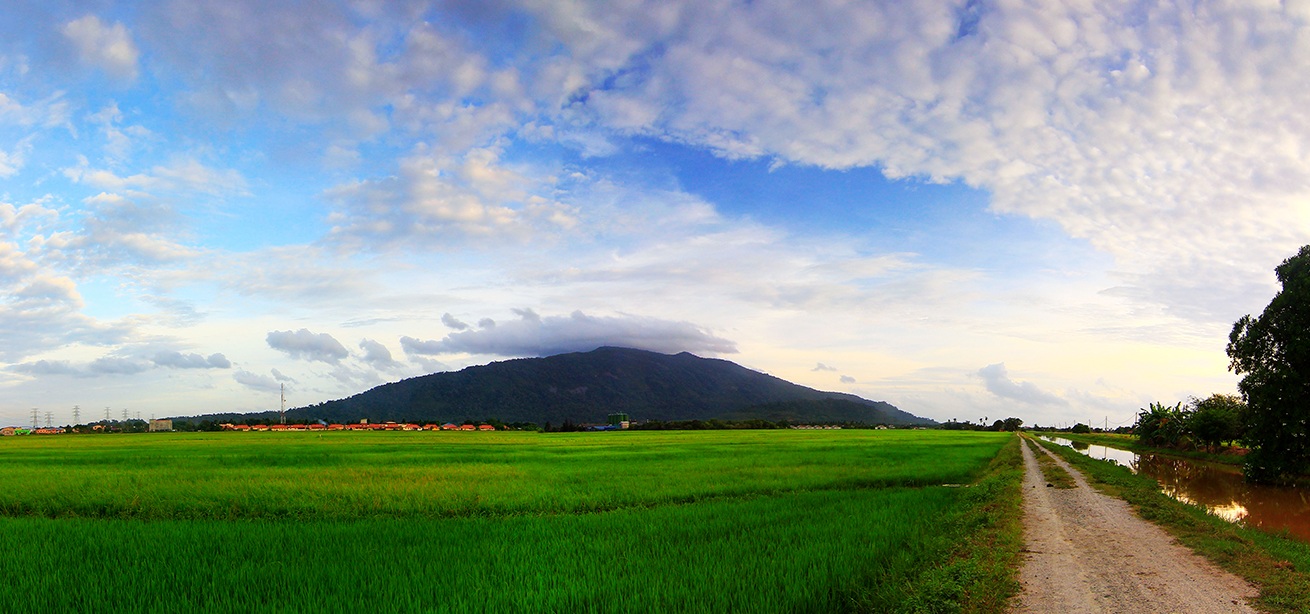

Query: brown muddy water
1042;436;1310;542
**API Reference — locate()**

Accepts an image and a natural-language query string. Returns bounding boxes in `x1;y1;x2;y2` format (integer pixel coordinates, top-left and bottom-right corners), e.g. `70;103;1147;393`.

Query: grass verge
1031;437;1310;613
1025;439;1076;489
897;434;1025;613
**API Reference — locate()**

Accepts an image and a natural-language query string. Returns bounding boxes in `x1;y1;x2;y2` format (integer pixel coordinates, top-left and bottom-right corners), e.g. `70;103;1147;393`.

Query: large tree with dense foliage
1227;245;1310;483
1188;394;1244;452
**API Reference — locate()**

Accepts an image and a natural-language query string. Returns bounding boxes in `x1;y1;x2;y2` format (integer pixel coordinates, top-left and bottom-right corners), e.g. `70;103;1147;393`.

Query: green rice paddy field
0;429;1021;613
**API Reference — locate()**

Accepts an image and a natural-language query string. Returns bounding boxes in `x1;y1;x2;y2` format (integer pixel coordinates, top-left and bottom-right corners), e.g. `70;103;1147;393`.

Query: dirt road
1012;439;1258;613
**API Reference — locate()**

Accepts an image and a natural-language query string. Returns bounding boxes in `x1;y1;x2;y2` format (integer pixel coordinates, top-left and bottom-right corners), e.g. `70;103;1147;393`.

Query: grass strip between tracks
1026;440;1076;489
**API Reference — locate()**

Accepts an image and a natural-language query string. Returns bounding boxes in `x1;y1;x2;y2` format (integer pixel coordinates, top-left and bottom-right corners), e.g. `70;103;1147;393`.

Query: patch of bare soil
1012;439;1258;613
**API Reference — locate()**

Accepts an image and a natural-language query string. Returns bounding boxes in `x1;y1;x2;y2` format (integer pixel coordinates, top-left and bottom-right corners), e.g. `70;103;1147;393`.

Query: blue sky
3;0;1308;428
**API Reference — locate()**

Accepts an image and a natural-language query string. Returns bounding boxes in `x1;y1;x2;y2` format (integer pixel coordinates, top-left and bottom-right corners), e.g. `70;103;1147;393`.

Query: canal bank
1014;438;1257;612
1026;434;1310;612
1040;434;1310;542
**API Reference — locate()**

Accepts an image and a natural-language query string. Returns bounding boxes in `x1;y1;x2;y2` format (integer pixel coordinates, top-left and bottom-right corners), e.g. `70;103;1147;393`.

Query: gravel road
1012;439;1258;613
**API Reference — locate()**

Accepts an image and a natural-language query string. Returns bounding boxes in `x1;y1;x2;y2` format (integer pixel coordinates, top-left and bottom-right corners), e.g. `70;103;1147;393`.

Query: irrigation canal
1041;436;1310;542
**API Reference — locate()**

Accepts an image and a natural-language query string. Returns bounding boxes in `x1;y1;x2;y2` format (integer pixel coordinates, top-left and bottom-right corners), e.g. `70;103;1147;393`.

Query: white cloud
266;329;350;364
234;369;282;392
62;15;140;81
441;313;470;330
8;346;230;379
399;335;444;356
33;194;198;272
0;136;32;177
0;275;135;362
10;355;149;378
10;360;81;377
358;338;401;371
977;363;1068;407
152;351;230;369
509;1;1310;327
324;147;576;249
216;246;376;306
401;309;736;358
63;158;248;196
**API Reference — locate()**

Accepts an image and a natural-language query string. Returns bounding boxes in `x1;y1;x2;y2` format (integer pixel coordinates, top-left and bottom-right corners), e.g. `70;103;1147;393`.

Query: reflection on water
1041;436;1310;542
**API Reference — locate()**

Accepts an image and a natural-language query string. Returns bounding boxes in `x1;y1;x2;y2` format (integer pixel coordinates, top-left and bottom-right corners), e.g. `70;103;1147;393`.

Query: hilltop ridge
187;347;932;426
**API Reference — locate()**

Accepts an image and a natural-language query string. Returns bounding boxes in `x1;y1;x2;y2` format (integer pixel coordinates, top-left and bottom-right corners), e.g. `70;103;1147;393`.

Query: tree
1228;245;1310;482
1133;402;1187;447
1070;422;1091;434
1187;394;1243;452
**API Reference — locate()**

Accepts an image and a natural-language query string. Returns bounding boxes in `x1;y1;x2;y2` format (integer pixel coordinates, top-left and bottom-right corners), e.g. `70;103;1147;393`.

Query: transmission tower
30;408;39;428
104;407;112;423
280;383;286;425
72;405;81;425
43;411;53;428
122;408;129;422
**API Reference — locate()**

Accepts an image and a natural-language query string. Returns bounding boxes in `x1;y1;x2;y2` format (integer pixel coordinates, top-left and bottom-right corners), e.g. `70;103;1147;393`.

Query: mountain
191;347;933;426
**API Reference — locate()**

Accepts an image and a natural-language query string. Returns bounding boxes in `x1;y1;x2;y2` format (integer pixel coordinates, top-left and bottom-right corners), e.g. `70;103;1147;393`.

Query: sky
2;0;1308;428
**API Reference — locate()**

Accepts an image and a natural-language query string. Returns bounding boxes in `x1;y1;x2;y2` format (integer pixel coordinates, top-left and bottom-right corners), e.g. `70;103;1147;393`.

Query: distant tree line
939;417;1023;432
56;419;151;434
